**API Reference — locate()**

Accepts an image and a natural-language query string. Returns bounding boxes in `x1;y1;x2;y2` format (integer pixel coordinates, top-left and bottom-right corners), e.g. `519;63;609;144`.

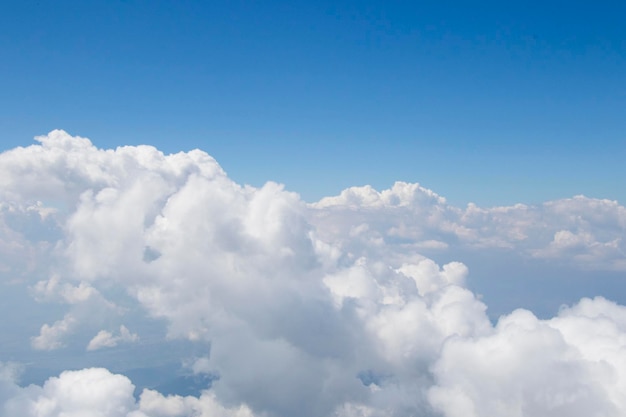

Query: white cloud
2;131;626;416
310;185;626;271
314;182;447;209
32;275;98;304
0;366;258;417
87;325;139;351
29;274;123;351
428;297;626;417
0;201;60;284
132;389;257;417
31;313;78;350
87;330;117;351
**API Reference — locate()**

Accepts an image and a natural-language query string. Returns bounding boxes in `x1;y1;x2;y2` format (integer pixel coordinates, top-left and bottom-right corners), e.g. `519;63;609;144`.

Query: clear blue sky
2;0;624;206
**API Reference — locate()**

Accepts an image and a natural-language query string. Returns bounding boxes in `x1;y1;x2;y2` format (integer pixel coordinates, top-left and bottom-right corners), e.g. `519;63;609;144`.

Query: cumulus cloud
132;389;257;417
2;131;626;416
28;275;123;351
32;275;99;304
428;297;626;417
87;325;139;351
0;366;257;417
2;367;137;417
31;313;78;350
310;183;626;271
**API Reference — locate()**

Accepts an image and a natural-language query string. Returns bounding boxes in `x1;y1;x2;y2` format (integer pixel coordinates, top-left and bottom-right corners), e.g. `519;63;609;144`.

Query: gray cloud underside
1;131;625;417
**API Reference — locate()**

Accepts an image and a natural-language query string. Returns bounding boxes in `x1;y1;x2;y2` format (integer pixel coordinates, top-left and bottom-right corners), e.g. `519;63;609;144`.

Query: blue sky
2;0;625;205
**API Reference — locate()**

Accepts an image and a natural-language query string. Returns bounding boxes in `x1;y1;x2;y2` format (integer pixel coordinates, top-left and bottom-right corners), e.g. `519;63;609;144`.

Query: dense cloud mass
1;131;625;416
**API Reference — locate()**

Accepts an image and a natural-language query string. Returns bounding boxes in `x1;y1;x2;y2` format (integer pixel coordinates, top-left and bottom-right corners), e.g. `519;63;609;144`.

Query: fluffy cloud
0;366;257;417
428;297;626;417
29;276;123;351
31;314;78;351
87;325;139;351
2;131;626;417
2;367;137;417
310;183;626;271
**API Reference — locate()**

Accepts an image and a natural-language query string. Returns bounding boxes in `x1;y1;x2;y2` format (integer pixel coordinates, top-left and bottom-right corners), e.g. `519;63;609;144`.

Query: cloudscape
1;131;625;417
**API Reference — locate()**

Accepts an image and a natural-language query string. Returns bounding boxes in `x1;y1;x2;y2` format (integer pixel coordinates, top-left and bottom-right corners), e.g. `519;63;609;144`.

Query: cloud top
1;131;626;417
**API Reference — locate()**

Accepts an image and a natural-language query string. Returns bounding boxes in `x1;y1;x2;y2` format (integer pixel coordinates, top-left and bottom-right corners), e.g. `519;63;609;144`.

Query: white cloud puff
1;366;136;416
131;389;257;417
428;297;626;417
87;325;139;351
31;313;78;350
2;131;626;417
0;366;257;417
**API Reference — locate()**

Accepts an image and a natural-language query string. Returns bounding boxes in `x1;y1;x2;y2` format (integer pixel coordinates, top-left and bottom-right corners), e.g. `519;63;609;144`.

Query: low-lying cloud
0;131;625;416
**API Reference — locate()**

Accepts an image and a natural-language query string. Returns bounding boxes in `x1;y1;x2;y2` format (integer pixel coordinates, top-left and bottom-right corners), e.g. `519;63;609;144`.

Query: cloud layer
1;131;625;417
311;182;626;271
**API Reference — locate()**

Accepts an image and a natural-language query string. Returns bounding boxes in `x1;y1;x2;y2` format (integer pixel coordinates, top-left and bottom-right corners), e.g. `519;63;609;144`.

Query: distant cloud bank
1;131;625;416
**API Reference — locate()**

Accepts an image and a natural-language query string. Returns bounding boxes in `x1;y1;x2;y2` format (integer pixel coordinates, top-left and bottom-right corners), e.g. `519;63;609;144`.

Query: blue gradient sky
2;0;624;206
